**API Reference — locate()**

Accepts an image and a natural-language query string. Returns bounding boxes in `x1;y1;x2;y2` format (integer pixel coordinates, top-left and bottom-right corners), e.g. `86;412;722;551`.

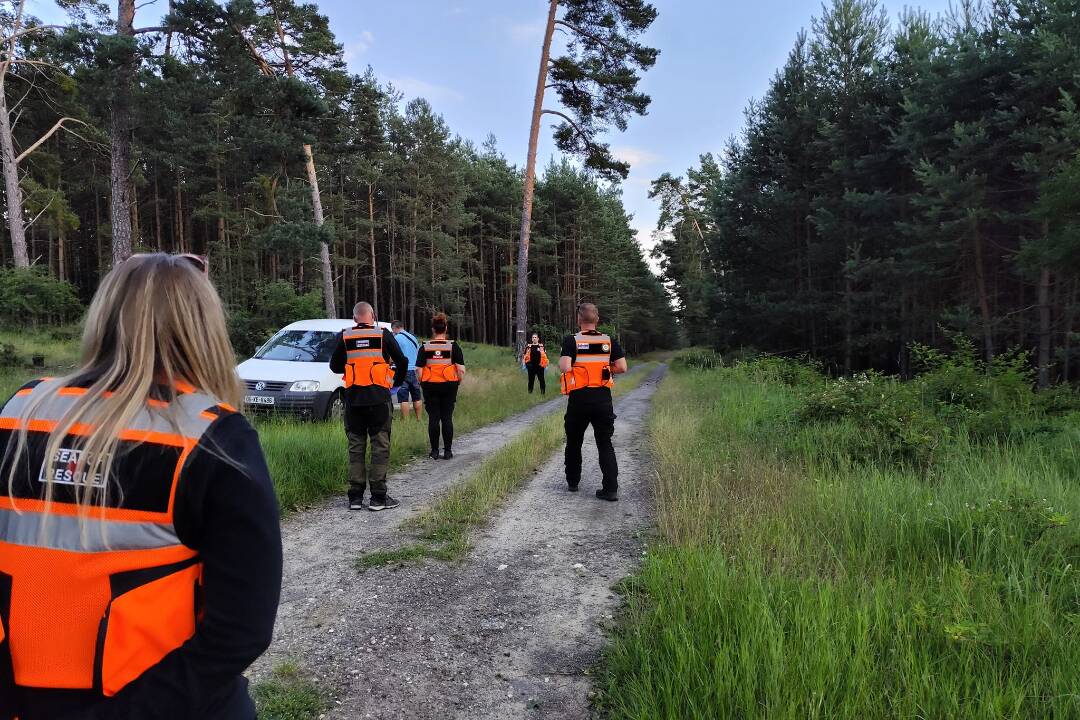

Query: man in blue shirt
391;320;423;420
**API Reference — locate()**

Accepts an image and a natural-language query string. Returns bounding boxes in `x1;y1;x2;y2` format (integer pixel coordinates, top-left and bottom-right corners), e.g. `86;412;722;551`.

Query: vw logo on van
255;381;266;392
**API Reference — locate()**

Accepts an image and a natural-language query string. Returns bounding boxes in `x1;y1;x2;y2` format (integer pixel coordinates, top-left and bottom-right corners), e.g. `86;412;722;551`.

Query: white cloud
612;146;662;168
343;30;375;63
387;76;465;104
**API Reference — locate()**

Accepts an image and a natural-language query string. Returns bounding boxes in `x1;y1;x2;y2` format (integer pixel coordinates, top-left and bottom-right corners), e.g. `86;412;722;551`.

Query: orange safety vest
561;332;615;395
342;325;393;389
418;340;460;383
0;379;234;697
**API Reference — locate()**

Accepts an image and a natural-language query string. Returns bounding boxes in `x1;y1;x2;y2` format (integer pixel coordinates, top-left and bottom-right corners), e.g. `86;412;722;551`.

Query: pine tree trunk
110;0;136;266
369;181;378;306
303;144;336;318
0;77;28;268
153;170;163;250
971;220;994;362
1037;264;1052;388
514;0;559;353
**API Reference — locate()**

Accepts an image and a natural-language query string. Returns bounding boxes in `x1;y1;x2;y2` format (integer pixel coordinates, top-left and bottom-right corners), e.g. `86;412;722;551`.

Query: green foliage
601;363;1080;719
652;0;1080;381
227;281;324;355
0;268;82;328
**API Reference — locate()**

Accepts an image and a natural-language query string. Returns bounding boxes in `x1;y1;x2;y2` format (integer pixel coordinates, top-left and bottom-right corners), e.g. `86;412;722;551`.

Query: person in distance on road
415;312;466;460
390;320;423;421
329;302;408;512
0;253;282;720
522;332;549;395
559;302;628;501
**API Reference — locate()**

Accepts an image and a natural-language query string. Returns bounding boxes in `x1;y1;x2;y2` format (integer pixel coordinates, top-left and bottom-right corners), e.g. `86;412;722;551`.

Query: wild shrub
677;348;724;371
0;267;82;327
736;355;823;386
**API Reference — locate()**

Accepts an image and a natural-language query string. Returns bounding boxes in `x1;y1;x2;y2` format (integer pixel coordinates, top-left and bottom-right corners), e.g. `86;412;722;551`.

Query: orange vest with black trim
418;340;460;383
342;325;393;389
561;332;615;395
0;379;234;697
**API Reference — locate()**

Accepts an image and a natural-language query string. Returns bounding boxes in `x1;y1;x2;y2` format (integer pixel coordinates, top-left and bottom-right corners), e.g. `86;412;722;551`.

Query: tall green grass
261;342;552;513
600;363;1080;719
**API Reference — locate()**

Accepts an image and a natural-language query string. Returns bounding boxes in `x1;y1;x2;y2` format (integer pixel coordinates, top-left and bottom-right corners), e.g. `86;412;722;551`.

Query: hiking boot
368;495;400;512
429;449;441;460
442;449;454;460
567;482;579;492
595;488;619;502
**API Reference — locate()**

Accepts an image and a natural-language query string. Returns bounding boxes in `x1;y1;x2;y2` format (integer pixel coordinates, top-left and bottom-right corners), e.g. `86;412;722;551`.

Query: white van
236;319;392;420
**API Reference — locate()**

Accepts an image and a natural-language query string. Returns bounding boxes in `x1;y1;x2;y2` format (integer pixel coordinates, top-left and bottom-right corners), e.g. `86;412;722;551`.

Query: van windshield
255;330;339;363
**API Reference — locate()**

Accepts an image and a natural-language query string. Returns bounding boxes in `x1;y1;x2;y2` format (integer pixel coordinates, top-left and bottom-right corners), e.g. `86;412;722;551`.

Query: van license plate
245;395;275;405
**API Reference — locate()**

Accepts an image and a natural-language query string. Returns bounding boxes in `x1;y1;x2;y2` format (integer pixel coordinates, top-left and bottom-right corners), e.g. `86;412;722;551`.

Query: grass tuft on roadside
251;662;323;720
356;363;659;569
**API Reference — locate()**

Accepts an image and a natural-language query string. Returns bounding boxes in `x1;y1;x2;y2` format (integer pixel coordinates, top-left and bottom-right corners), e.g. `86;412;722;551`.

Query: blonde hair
5;253;242;523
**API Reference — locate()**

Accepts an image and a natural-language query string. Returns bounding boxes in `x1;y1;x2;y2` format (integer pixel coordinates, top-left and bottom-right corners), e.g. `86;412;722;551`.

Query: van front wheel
323;391;345;421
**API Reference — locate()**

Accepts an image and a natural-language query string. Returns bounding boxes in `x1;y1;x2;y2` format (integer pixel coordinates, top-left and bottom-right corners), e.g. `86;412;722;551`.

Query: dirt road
251;365;667;719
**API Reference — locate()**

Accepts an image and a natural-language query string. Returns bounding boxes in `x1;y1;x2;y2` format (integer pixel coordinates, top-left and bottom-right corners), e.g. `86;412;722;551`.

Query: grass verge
356;363;659;569
250;662;324;720
597;360;1080;719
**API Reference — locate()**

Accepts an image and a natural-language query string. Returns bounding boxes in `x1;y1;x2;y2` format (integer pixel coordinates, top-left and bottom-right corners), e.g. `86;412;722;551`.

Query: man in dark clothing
524;332;547;395
559;303;628;501
329;301;407;511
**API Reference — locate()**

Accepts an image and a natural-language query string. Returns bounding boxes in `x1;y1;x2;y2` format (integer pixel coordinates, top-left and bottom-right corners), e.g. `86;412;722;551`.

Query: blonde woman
0;254;282;720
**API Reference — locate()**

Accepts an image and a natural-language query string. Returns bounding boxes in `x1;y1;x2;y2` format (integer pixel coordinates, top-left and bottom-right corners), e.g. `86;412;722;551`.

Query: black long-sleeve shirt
329;325;408;406
5;413;283;720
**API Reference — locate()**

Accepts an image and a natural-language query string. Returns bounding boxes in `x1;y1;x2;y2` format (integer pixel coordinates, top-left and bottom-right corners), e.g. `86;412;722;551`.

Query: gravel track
250;364;667;719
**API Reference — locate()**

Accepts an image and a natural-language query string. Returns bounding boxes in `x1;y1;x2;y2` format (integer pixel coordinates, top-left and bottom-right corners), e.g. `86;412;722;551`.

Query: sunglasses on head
177;253;208;274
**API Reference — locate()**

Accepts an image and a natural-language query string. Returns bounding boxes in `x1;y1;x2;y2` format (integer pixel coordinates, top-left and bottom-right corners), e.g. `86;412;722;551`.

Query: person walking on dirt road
0;253;282;720
523;332;548;395
330;302;407;511
415;312;466;460
559;303;628;501
391;320;423;421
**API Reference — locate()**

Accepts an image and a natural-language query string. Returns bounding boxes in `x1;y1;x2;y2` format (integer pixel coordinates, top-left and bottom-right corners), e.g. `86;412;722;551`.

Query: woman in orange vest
522;332;549;395
415;312;466;460
0;254;282;720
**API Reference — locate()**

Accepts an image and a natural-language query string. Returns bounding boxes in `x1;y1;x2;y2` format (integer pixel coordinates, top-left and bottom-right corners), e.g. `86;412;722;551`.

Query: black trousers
527;365;546;394
564;400;618;490
344;402;393;500
423;383;458;451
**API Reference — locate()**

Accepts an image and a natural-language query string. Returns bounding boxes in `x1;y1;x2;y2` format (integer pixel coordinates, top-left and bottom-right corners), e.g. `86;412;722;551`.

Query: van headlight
290;380;320;392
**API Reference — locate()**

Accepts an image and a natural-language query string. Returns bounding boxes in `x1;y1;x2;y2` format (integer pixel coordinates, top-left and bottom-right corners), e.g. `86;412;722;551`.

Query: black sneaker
567;482;579;492
368;495;400;512
595;488;619;502
348;495;365;511
442;449;454;460
429;449;441;460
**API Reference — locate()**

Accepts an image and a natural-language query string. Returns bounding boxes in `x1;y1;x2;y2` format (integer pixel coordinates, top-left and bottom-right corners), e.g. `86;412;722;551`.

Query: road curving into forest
249;364;667;718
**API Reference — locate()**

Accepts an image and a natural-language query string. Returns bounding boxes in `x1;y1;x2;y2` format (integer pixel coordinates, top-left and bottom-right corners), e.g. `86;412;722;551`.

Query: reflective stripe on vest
560;332;615;395
342;326;393;389
419;340;459;383
0;380;230;696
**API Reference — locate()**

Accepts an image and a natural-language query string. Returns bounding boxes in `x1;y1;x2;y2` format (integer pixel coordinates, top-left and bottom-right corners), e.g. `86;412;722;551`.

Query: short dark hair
577;302;599;323
431;312;449;333
391;320;404;331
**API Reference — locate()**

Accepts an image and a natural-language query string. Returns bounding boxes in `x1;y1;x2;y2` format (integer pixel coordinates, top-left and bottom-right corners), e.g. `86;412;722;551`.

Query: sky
31;0;961;259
